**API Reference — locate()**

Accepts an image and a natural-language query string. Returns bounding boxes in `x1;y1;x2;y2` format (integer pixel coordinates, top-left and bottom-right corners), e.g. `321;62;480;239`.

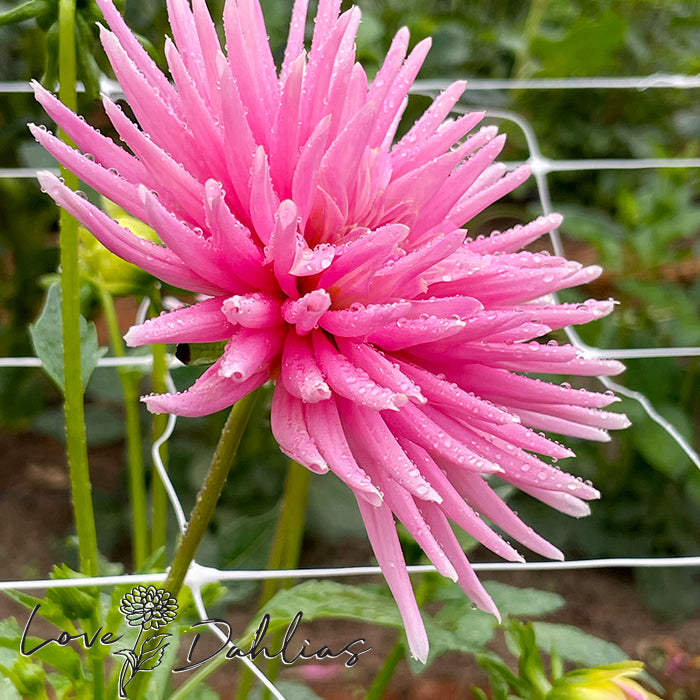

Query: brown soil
1;428;699;699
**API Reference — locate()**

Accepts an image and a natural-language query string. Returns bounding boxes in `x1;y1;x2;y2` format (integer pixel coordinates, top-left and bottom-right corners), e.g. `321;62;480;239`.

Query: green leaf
29;283;106;393
239;580;469;663
484;582;566;618
1;591;77;635
0;619;84;682
531;622;627;667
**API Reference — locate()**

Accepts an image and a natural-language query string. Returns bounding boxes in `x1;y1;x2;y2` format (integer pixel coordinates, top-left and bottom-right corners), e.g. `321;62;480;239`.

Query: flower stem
58;1;102;696
364;641;405;700
58;0;98;583
163;390;260;596
99;287;148;569
237;459;311;700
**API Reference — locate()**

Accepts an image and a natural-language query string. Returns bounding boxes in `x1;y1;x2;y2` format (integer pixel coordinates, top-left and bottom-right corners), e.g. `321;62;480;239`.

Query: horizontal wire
1;556;699;592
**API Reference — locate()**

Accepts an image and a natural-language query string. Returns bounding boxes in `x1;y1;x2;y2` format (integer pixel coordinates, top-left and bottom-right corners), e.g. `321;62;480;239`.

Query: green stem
150;340;169;566
237;459;311;700
364;641;405;700
98;287;148;569
58;1;102;697
163;390;260;596
513;0;548;79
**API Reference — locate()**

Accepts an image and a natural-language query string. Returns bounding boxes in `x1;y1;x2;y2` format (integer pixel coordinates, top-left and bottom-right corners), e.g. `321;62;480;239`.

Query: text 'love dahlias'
32;0;628;661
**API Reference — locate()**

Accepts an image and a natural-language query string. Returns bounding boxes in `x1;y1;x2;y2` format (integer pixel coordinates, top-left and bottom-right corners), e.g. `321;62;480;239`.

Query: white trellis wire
1;75;700;696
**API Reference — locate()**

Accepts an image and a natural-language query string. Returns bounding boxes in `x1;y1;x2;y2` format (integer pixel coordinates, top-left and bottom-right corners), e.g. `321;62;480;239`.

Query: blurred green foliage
0;0;699;620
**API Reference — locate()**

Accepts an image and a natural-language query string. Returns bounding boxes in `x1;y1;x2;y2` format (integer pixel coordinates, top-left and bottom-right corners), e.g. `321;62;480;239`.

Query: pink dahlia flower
33;0;628;661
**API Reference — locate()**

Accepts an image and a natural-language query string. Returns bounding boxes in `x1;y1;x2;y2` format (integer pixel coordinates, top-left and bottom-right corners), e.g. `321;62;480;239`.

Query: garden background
1;0;700;697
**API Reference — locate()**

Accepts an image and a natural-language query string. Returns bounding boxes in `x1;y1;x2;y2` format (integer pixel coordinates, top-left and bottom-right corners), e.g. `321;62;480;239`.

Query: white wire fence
1;74;700;696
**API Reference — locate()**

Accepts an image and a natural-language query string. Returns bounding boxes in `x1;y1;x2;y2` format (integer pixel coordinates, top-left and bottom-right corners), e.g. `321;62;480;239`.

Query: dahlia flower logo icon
115;586;178;697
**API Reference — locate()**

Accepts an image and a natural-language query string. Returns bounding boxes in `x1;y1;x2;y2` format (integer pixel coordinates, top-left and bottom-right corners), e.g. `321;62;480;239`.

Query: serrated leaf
1;591;76;635
531;622;627;667
137;644;166;672
29;282;106;393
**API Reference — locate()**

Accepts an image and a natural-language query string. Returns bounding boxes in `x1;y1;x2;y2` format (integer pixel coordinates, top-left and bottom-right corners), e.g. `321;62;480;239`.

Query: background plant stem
98;287;148;569
150;336;169;567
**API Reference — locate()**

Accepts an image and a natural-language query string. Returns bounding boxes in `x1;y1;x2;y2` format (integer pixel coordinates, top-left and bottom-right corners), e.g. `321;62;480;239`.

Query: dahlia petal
270;383;329;474
219;67;256;208
449;164;531;228
220;326;285;382
379;481;458;580
221;293;283;329
317;223;409;300
336;340;426;404
293;115;332;230
124;297;234;346
456;365;621;409
368;316;466;351
368;230;465;302
303;8;361;138
511;406;629;442
304;398;382;505
393;80;467;154
32;81;147;184
28;124;147;221
192;0;226;115
445;467;564;560
282;290;331;335
468;214;564;255
396;439;523;562
250;146;281;246
386;404;502;474
356;497;429;663
517;299;616;330
319;301;412;338
272;54;305;197
422;405;600;499
396;360;515;425
36;171;225;295
312;332;406;411
94;0;182;114
309;0;342;58
391;110;484;179
166;0;208;91
141;187;249;292
488;421;576;461
280;331;332;403
407;295;483;319
100;27;203;178
164;41;231;188
202;180;275;290
103;97;205;225
143;356;267;416
412;134;508;237
266;200;302;298
223;0;276;146
419;502;500;618
340;400;441;502
518;484;594;518
282;0;310;77
370;37;431;147
289;239;335;277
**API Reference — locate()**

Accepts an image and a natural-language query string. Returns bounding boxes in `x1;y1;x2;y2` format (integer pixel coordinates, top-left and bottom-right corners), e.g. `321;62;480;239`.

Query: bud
80;199;160;296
